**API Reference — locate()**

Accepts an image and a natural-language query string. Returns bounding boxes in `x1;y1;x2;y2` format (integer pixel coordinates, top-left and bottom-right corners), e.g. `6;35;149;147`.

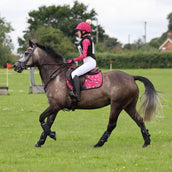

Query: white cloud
0;0;172;53
90;0;172;43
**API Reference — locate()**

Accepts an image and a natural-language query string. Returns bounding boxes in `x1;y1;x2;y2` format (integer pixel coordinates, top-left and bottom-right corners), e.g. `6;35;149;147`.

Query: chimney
167;32;172;40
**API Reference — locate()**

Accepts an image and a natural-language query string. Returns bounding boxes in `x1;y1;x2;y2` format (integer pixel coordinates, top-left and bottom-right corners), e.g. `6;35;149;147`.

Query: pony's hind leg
94;102;122;147
125;100;151;148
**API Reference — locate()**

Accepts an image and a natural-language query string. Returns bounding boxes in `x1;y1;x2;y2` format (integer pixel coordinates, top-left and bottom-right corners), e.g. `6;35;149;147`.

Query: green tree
36;26;75;55
167;12;172;31
134;38;145;49
27;1;100;39
148;12;172;49
104;35;121;50
95;34;121;53
18;1;106;53
0;17;14;67
0;17;13;47
149;38;161;48
18;26;76;55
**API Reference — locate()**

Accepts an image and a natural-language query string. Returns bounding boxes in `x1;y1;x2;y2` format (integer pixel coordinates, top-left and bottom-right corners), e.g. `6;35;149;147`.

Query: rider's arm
73;38;90;62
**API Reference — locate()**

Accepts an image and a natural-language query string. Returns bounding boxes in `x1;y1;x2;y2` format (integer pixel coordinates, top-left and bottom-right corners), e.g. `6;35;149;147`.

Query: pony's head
14;40;65;73
14;40;37;73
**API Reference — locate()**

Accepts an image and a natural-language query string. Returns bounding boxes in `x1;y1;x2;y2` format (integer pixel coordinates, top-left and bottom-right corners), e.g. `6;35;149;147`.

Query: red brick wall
163;41;172;51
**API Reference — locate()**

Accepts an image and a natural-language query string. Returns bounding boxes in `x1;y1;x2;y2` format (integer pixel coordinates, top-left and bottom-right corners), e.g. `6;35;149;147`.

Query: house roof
159;38;172;50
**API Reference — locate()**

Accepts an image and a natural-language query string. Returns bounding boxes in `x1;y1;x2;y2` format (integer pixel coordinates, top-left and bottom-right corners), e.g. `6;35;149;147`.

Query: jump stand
29;85;44;94
30;67;44;94
0;86;8;95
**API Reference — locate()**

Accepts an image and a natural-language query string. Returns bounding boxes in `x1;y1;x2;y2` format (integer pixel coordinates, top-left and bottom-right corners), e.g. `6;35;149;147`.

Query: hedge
65;51;172;69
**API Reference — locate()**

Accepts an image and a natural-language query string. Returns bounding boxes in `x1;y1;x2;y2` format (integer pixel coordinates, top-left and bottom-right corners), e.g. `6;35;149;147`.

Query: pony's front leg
35;114;57;147
35;131;47;147
35;106;59;147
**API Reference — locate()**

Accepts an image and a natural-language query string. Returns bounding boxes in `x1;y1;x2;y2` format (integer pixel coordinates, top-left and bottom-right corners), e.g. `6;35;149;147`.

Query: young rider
67;19;96;102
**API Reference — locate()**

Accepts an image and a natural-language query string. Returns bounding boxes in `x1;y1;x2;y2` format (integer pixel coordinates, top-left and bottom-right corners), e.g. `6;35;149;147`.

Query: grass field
0;68;172;172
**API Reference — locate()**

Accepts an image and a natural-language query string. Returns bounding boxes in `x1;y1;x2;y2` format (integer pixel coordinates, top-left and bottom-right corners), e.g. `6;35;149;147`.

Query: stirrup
69;92;80;102
69;91;76;98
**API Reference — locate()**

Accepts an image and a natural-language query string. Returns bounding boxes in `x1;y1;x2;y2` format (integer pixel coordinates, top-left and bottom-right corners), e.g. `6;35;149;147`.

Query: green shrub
64;51;172;69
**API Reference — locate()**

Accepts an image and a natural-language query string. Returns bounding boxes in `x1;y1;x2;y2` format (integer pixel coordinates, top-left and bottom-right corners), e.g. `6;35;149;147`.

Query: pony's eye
24;52;29;56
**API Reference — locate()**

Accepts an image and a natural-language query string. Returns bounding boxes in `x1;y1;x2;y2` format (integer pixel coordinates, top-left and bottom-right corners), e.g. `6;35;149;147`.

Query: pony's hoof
49;131;56;141
142;143;150;148
93;144;100;148
35;142;41;148
93;142;103;148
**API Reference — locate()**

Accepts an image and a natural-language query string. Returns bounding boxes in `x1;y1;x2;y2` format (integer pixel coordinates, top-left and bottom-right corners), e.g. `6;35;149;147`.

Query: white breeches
71;57;96;79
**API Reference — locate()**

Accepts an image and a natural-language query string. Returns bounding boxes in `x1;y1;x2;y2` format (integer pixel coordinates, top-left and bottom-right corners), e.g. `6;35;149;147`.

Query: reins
43;63;71;91
20;43;71;91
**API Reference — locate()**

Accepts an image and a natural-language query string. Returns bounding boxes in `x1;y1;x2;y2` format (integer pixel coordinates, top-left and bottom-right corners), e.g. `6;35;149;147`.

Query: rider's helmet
75;19;91;33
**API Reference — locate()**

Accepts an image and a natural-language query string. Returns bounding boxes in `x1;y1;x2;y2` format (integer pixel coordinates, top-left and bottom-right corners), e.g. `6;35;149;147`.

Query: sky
0;0;172;54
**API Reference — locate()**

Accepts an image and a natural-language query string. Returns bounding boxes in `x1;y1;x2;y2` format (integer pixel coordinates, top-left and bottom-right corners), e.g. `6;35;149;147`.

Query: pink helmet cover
75;22;91;33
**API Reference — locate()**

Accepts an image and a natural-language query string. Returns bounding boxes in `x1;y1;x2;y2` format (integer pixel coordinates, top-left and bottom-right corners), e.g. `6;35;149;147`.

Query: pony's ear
29;40;34;48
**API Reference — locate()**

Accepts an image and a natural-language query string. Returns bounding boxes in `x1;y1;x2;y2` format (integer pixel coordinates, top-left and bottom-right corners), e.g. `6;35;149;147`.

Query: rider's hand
67;59;74;64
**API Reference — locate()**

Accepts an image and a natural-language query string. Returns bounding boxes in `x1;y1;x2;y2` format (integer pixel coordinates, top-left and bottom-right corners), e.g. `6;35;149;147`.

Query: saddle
66;66;103;91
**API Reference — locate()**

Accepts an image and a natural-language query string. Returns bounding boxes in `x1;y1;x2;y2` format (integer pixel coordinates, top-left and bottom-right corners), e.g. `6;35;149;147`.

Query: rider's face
77;30;82;38
77;30;85;38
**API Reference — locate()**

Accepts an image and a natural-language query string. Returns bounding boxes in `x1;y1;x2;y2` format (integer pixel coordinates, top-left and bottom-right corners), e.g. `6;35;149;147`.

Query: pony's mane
35;43;65;63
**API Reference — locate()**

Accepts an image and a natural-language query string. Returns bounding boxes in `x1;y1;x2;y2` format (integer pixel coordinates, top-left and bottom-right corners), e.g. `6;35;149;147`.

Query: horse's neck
38;63;61;86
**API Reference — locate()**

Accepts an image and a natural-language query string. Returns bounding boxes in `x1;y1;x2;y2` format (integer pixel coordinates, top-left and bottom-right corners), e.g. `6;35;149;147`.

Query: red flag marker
110;61;113;71
6;64;13;87
7;63;13;69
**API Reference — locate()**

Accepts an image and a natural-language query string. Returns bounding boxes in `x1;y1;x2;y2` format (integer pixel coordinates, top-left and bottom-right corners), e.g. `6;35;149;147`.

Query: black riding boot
69;75;80;102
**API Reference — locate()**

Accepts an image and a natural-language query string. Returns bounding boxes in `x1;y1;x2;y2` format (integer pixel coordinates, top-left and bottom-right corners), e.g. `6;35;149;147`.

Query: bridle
20;45;37;69
16;44;71;90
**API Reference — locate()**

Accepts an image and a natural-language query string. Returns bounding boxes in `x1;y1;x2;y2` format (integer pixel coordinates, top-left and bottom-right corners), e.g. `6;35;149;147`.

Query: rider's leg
69;75;81;102
69;57;96;102
71;57;96;78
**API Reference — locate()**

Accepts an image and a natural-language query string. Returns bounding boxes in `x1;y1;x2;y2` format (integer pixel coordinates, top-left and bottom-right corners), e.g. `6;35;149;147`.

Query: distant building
159;32;172;52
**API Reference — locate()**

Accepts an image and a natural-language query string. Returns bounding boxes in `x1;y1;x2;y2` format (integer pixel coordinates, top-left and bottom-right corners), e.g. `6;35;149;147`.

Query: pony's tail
133;76;161;121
